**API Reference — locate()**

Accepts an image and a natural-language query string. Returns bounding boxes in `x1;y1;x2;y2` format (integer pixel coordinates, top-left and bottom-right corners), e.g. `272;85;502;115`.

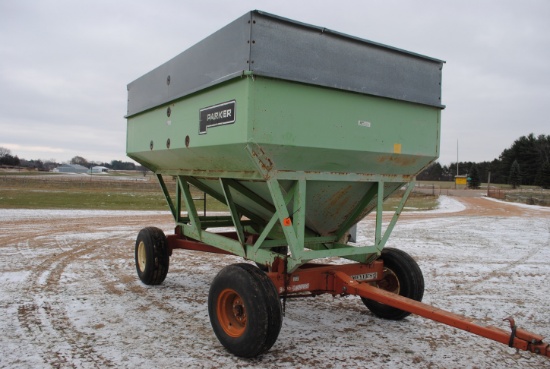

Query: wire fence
412;183;550;207
487;186;550;206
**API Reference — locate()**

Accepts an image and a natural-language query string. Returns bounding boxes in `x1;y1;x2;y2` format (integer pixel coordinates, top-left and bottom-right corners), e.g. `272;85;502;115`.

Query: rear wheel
361;248;424;320
135;227;169;285
208;263;282;357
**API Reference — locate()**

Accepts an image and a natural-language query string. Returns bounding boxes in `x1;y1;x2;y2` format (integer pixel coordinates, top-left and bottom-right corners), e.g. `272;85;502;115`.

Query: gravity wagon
126;10;549;358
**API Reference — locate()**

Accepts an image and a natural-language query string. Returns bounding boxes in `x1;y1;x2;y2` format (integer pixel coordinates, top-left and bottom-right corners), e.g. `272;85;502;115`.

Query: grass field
0;173;217;211
0;172;439;211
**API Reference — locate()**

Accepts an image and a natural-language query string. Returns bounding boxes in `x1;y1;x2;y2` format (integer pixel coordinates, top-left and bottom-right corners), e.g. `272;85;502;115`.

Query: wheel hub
377;268;400;294
218;289;247;337
232;298;246;324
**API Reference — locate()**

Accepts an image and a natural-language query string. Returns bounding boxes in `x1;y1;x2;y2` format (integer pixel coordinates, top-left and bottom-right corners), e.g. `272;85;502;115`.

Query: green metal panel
127;77;253;173
249;77;440;176
127;75;440;176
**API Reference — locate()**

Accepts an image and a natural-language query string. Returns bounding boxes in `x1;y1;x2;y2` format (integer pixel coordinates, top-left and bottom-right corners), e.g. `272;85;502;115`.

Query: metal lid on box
127;10;444;117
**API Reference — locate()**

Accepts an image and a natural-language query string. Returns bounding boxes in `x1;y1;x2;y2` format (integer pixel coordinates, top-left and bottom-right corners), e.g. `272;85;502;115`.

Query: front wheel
361;248;424;320
208;263;282;357
135;227;169;285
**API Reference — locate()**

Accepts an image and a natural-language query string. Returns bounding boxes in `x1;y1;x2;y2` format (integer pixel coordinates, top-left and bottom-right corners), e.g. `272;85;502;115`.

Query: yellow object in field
455;176;467;185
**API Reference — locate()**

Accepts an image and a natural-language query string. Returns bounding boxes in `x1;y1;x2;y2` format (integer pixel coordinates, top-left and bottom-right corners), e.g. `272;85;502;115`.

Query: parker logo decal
199;100;236;134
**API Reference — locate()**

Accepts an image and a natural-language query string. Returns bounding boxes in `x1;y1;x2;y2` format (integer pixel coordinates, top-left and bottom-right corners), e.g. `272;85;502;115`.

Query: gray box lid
127;10;444;117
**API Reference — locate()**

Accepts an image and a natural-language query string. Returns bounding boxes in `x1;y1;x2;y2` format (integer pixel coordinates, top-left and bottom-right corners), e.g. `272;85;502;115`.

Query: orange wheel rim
217;288;247;337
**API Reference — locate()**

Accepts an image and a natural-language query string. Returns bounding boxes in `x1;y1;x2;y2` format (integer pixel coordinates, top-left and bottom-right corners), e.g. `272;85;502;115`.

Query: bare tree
0;146;11;158
70;156;90;167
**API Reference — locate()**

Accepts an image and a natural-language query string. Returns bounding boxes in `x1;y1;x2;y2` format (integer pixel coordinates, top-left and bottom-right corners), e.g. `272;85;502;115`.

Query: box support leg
375;181;415;252
219;178;245;244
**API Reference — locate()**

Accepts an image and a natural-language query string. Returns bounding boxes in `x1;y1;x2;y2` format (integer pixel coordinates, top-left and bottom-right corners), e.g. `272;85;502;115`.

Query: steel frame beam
155;173;414;273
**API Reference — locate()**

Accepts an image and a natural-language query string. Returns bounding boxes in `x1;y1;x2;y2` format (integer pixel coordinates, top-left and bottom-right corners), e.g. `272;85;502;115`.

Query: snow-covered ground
408;194;467;214
0;197;549;368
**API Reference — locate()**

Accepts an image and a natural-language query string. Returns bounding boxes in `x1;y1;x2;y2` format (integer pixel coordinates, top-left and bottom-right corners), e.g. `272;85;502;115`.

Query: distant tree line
417;133;550;189
0;147;148;173
0;147;20;166
68;156;138;170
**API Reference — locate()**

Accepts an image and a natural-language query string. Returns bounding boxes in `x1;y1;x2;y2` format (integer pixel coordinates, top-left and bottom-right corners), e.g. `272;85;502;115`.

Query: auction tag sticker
351;272;377;281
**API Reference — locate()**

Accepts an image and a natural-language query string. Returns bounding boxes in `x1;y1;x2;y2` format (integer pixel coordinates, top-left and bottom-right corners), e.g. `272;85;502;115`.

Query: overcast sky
1;0;548;166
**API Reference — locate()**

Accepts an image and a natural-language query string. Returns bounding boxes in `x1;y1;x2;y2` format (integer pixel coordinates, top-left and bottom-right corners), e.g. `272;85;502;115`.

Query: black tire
361;248;424;320
208;263;282;357
135;227;169;285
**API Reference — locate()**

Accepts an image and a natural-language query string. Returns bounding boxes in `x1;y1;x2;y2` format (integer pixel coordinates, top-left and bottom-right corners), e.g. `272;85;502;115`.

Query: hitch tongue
333;271;550;358
503;316;518;348
503;316;550;357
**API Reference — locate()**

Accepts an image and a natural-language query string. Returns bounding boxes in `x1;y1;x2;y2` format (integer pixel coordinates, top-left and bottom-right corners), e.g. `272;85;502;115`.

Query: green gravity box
126;11;444;269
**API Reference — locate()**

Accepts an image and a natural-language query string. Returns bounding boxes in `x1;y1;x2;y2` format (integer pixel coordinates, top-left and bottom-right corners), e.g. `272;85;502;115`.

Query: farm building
53;164;88;173
90;166;109;174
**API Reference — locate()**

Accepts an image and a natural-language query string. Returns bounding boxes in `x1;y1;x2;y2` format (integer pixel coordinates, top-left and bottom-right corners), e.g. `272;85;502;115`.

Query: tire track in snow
96;244;242;365
16;232;117;368
4;205;550;368
438;216;550;295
